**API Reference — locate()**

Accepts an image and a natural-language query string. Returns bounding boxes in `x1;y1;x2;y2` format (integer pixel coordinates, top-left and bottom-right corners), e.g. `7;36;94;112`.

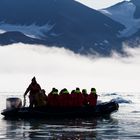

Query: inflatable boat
1;97;119;119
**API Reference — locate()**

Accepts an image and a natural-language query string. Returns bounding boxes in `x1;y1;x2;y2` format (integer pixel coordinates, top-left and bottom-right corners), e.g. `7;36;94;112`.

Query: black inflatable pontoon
1;98;119;119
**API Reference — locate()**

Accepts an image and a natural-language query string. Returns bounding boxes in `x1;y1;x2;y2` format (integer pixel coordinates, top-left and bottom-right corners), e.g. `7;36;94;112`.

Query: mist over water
0;43;140;93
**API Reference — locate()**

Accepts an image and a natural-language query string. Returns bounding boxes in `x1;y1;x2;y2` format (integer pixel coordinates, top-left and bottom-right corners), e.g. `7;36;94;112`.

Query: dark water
0;92;140;140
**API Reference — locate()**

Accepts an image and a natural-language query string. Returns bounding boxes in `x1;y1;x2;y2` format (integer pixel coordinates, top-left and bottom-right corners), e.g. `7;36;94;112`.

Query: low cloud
0;43;140;93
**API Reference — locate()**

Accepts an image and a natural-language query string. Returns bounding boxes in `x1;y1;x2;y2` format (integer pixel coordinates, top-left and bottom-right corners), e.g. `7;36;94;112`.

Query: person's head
82;89;87;94
59;89;64;95
52;88;56;91
54;89;58;93
91;88;96;94
61;88;68;94
71;90;75;94
40;89;46;95
41;89;45;94
76;87;80;93
76;87;80;91
31;77;37;84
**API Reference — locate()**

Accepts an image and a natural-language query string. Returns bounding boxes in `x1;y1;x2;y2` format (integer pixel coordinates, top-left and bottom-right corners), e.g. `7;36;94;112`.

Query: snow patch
50;32;61;37
0;29;5;34
101;10;112;15
104;40;109;44
0;22;54;39
94;43;98;46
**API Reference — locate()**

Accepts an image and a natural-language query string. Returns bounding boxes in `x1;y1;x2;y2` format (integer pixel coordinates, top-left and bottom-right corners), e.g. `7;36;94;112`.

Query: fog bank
0;43;140;93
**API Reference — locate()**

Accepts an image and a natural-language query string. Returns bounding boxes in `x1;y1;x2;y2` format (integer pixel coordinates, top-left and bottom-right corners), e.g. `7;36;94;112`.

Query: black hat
32;76;36;81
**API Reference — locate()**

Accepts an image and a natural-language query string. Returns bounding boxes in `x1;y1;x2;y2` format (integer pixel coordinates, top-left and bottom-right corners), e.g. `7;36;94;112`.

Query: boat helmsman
24;77;41;108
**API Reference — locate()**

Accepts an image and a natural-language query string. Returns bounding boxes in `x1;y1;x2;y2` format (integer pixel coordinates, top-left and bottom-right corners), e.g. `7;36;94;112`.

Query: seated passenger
72;88;84;107
82;89;88;106
59;88;70;107
70;90;76;107
35;89;48;107
88;88;98;106
48;88;59;107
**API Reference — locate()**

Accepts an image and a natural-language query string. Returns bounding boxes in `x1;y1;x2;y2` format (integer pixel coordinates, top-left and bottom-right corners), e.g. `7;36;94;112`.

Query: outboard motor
6;97;22;109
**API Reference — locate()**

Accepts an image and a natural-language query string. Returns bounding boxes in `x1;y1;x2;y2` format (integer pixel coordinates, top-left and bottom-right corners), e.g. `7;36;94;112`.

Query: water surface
0;92;140;139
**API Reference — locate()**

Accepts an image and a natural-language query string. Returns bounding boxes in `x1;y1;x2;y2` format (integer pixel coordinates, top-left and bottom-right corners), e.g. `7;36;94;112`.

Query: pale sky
75;0;127;9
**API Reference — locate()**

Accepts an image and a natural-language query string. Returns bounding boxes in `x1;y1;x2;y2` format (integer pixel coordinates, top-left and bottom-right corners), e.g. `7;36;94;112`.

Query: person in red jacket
59;88;70;107
82;89;88;106
48;88;59;107
24;77;41;108
74;87;84;107
88;88;98;106
70;90;76;107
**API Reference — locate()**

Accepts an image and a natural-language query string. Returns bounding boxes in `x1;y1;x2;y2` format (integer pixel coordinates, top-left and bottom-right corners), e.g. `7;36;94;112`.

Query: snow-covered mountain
101;0;140;47
0;0;138;56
